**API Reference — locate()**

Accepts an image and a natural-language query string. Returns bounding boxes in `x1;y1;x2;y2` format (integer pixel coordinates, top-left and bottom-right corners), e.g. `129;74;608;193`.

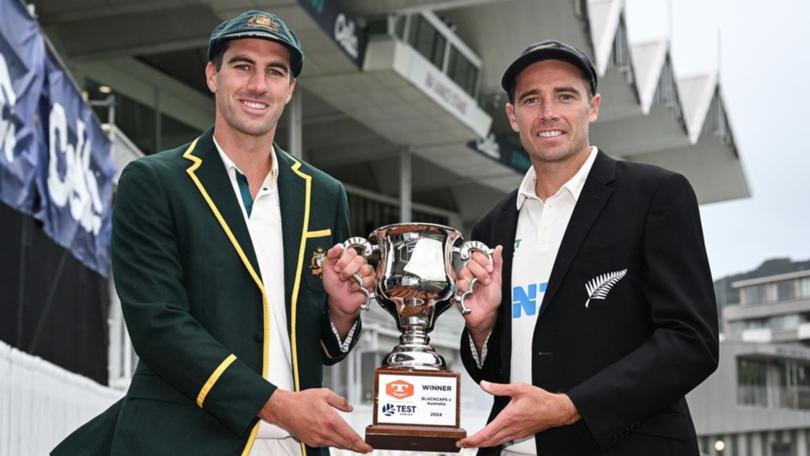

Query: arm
458;221;506;384
319;184;368;363
113;160;273;436
567;173;719;448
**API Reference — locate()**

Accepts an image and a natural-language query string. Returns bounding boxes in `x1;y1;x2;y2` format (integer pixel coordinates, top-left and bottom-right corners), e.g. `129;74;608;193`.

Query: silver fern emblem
584;269;627;308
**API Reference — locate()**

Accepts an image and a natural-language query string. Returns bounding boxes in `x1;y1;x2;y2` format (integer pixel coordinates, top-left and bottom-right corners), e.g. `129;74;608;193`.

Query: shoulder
124;141;195;177
279;149;344;194
608;154;691;192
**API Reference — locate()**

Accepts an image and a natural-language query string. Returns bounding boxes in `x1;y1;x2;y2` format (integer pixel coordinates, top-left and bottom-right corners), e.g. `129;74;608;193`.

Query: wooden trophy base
366;423;466;453
366;368;466;453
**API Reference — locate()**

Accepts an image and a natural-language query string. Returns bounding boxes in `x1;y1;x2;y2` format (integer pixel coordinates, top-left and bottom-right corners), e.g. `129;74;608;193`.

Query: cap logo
246;14;281;33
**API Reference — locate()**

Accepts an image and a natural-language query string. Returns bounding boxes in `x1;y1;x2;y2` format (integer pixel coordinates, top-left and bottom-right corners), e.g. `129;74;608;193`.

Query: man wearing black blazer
456;40;718;455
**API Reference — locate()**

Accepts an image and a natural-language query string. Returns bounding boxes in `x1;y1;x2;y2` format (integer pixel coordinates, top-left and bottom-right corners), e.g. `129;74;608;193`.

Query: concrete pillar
288;91;303;159
750;432;763;456
736;433;748;456
797;428;808;456
399;149;411;223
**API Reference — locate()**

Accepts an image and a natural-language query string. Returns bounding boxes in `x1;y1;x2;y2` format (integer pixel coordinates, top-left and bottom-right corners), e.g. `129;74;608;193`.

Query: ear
588;93;601;123
505;102;519;133
205;62;217;94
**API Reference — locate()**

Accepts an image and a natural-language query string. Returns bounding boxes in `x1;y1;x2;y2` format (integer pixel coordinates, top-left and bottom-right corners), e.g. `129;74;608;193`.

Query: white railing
0;341;122;456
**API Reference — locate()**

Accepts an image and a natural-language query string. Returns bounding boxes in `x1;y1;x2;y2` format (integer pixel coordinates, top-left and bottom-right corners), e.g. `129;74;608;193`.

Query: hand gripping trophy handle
340;237;378;311
452;241;494;315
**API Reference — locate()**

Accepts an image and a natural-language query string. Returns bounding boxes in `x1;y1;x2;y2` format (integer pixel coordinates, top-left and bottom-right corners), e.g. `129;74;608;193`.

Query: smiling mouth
241;99;268;110
537;130;564;138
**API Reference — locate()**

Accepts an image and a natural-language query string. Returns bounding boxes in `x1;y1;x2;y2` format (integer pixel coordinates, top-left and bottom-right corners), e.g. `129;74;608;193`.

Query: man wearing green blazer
52;10;374;456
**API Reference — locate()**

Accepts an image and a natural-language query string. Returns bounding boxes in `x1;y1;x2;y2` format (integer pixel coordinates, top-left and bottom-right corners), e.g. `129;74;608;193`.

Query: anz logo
512;282;547;318
381;403;395;417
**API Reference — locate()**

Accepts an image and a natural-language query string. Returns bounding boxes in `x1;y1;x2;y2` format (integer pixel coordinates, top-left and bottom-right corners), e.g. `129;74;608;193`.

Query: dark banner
0;0;114;277
297;0;368;68
0;0;45;213
467;133;532;174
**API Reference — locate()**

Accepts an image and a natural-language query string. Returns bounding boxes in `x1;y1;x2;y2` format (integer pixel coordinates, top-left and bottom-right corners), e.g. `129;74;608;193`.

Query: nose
540;101;559;121
246;70;268;94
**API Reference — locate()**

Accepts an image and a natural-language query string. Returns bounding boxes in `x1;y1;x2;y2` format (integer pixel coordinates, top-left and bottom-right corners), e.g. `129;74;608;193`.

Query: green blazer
52;127;359;456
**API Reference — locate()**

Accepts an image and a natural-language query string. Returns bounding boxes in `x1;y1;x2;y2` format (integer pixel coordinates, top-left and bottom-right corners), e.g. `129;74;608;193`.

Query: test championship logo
385;379;414;399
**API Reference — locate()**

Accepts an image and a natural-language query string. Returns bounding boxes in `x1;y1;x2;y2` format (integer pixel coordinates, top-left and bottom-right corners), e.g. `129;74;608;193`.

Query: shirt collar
516;146;598;210
212;136;279;182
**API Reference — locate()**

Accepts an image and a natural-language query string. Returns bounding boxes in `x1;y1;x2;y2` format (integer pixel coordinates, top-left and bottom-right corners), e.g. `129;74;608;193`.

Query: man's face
205;38;296;139
505;59;600;166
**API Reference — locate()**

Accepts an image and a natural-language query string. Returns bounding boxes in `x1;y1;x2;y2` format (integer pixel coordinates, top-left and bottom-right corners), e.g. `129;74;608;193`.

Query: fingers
332;245;357;273
491;245;503;281
323;389;353;413
480;380;518;398
319;391;373;453
457;416;508;448
466;253;492;286
458;416;514;449
457;398;519;449
326;244;343;262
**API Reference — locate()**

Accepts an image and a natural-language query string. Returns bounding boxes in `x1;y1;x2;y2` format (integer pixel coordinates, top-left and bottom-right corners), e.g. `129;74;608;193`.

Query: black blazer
460;150;718;456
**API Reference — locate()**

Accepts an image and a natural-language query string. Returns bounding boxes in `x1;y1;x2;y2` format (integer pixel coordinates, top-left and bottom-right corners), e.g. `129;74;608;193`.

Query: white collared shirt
506;146;598;455
213;139;295;444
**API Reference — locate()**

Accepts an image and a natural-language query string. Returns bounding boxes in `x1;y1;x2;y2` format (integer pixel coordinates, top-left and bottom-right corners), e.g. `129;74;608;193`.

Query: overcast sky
625;0;810;279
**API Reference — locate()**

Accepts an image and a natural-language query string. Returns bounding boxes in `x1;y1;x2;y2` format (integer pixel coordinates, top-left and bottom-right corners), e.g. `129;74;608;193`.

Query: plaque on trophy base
366;368;465;452
342;223;493;453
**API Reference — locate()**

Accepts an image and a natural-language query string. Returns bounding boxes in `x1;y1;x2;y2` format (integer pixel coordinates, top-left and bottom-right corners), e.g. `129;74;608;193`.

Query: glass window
394;15;407;41
743;285;766;305
737;358;768;407
447;47;478;96
409;15;445;69
777;280;796;302
801;277;810;298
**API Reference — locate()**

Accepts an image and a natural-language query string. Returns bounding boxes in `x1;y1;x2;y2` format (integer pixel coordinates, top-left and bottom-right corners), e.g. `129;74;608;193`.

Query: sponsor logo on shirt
512;282;548;318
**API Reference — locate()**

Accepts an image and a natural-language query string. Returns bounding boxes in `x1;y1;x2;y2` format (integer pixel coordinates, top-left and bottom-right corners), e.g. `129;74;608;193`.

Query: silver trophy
342;223;493;370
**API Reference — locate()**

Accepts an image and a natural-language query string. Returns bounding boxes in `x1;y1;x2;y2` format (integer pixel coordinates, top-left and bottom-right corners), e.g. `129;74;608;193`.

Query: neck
213;124;275;182
532;146;591;200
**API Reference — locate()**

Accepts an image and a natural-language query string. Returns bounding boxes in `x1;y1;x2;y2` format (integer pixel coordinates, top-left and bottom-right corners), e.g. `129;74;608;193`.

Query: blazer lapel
182;127;261;284
275;148;306;320
538;150;617;318
495;193;519;378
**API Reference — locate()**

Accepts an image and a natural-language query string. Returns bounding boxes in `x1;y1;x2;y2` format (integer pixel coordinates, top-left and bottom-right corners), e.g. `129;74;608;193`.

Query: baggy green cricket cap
208;10;304;77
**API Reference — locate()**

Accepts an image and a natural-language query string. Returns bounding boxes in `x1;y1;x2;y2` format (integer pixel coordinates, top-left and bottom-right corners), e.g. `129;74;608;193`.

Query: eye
267;68;286;78
235;64;252;72
523;97;539;106
559;93;575;102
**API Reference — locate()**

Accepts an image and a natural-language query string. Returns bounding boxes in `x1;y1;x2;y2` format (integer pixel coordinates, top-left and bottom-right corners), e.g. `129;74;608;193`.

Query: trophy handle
452;241;494;315
341;237;378;311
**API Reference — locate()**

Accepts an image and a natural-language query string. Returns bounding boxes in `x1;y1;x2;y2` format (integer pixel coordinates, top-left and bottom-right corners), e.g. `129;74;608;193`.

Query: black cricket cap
501;40;597;98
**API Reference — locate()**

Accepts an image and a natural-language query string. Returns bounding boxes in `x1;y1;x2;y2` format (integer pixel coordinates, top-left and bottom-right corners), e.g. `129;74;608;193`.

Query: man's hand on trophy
456;381;580;449
457;245;503;347
324;244;376;336
260;388;373;453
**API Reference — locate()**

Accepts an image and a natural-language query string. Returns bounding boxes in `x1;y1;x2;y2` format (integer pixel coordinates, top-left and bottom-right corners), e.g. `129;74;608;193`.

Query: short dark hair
211;40;231;71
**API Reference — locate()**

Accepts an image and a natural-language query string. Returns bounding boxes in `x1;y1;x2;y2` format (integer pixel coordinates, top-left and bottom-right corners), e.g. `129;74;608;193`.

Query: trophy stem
401;325;429;346
383;323;446;370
